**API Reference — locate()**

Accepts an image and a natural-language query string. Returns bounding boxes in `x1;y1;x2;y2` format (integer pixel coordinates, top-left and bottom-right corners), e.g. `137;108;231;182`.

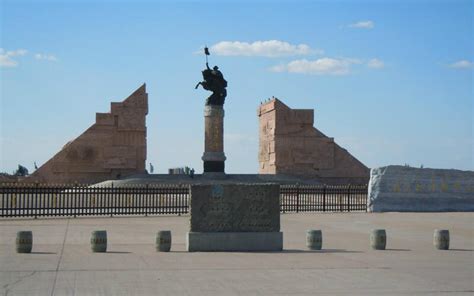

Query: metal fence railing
0;183;368;218
280;184;368;213
0;184;189;218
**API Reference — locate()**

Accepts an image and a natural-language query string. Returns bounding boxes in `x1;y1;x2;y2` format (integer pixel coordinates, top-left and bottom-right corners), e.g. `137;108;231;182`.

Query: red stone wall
29;84;148;184
258;99;369;184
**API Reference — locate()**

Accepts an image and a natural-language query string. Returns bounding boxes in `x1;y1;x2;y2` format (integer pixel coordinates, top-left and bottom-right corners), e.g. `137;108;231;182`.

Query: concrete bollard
370;229;386;250
156;231;172;252
91;230;107;253
433;229;449;250
16;231;33;253
306;230;322;250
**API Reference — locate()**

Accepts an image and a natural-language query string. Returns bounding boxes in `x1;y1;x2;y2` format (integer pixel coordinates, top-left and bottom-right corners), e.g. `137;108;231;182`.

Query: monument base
202;152;226;173
203;160;225;173
186;232;283;252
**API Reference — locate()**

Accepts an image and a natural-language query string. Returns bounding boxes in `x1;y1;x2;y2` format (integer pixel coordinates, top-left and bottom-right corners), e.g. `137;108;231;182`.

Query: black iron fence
0;184;189;218
280;184;368;213
0;184;368;218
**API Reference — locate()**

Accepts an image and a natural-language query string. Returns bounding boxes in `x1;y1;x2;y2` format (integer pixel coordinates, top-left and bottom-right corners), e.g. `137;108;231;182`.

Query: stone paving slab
0;213;473;295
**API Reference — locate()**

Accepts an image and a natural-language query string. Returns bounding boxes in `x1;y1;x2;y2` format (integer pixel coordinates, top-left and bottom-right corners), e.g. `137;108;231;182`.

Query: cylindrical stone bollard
91;230;107;253
16;231;33;253
370;229;386;250
306;230;322;250
433;229;449;250
156;231;172;252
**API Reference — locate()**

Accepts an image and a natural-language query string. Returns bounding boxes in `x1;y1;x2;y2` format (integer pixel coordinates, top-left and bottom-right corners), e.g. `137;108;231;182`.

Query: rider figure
196;63;227;106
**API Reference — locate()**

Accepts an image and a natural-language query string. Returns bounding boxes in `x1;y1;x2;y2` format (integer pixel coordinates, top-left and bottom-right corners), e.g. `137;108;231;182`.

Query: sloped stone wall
258;99;369;184
368;165;474;212
29;84;148;184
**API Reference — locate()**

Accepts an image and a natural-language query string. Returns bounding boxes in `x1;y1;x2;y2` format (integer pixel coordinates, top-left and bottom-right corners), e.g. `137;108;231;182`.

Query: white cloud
349;20;375;29
209;40;323;57
35;53;58;61
270;57;361;75
367;58;384;69
0;48;28;67
9;49;27;56
448;60;473;69
0;55;17;67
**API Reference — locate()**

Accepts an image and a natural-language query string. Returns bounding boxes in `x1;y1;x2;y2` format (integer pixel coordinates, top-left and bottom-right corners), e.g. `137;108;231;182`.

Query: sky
1;0;473;174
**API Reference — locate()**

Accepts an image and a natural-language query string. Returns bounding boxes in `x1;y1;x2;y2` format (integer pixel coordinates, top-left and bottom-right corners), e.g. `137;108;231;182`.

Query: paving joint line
49;219;70;296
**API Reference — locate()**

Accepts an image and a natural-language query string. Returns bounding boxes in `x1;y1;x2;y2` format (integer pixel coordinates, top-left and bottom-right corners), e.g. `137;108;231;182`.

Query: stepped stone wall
258;99;369;184
368;166;474;212
29;84;148;184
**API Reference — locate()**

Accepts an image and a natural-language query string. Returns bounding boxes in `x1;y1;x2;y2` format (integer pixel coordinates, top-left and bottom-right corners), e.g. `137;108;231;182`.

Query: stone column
202;105;226;174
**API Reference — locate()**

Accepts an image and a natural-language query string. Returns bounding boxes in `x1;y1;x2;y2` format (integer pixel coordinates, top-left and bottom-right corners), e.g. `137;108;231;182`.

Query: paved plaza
0;212;473;295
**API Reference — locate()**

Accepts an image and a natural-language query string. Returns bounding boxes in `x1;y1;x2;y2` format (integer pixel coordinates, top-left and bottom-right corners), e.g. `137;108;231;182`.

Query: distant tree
14;165;29;176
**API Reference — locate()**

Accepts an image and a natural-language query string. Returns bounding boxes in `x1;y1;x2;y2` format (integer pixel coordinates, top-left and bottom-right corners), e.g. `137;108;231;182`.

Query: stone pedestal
187;232;283;252
202;105;226;174
186;184;283;252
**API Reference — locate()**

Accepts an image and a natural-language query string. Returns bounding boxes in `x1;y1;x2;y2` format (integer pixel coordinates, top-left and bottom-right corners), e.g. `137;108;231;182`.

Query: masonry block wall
258;99;369;184
30;84;148;184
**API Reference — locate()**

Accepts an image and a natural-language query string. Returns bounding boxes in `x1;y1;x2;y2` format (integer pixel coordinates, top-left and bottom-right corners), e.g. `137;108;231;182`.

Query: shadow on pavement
449;249;473;252
281;249;363;254
165;249;363;254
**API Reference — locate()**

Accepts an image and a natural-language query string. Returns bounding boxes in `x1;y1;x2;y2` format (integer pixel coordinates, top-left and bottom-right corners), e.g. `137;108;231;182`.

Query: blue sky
1;0;473;174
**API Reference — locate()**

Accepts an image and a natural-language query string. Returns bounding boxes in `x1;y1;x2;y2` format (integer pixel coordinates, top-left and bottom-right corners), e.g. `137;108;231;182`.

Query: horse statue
195;63;228;106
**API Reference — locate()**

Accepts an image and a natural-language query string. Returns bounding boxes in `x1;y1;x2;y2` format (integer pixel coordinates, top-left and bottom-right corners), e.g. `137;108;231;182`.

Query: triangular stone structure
30;84;148;184
258;98;369;184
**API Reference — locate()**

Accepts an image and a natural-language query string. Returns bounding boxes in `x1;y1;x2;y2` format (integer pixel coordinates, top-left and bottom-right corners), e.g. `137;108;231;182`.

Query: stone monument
188;48;283;251
28;84;148;184
368;165;474;212
195;47;228;175
186;184;283;251
258;98;369;184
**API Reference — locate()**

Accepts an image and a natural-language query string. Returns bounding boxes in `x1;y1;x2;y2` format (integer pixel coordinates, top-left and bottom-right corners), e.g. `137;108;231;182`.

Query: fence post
365;184;369;212
279;185;285;214
296;183;300;213
323;185;326;212
110;182;114;218
34;182;39;219
339;185;343;212
347;184;351;212
1;184;5;218
145;184;149;217
177;184;180;216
